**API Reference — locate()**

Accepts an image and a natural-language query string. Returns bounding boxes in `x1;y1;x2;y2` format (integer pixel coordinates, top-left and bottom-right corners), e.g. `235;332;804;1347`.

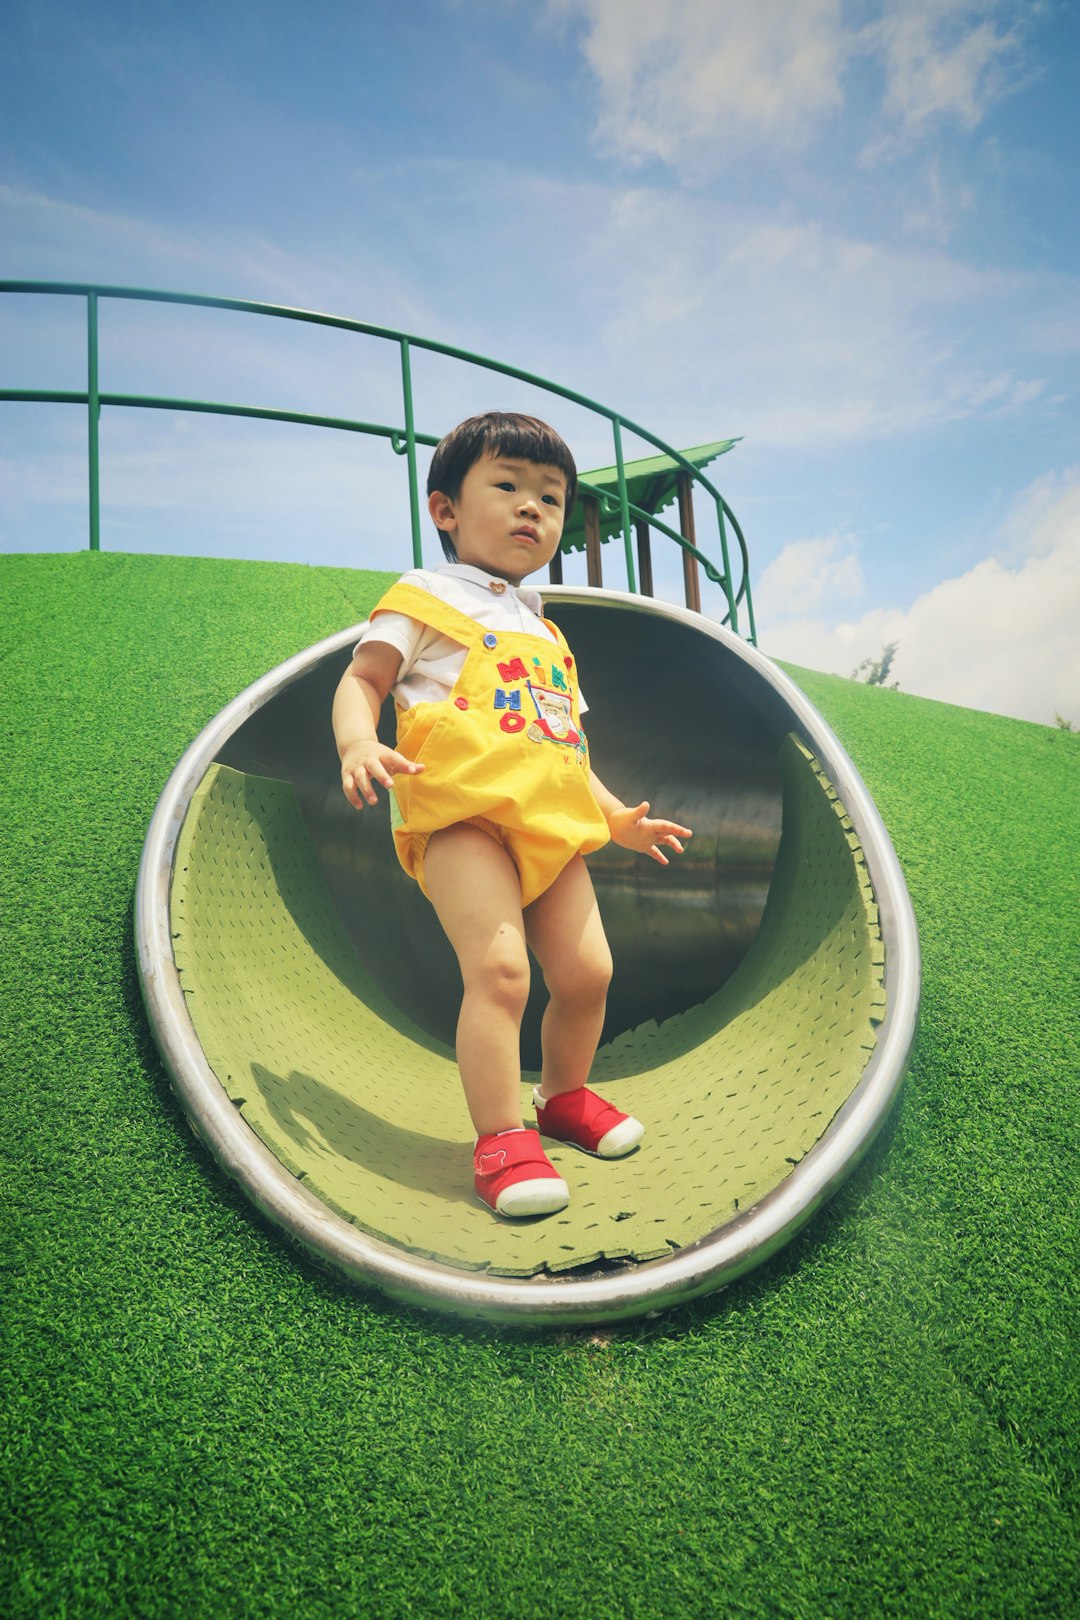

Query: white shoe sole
493;1176;570;1217
595;1117;645;1157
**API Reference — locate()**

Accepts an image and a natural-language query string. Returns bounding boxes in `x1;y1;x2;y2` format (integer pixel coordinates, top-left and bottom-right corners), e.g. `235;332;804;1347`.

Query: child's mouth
512;527;539;544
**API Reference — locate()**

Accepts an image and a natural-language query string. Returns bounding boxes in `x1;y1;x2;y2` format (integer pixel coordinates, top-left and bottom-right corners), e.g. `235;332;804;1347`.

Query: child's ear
428;489;456;532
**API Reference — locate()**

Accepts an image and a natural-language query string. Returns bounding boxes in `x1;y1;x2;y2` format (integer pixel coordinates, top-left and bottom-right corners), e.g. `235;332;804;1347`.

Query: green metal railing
0;281;756;640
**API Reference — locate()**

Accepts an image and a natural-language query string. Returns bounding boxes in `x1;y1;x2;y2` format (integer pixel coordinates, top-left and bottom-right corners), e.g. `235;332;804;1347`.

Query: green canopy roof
561;437;739;554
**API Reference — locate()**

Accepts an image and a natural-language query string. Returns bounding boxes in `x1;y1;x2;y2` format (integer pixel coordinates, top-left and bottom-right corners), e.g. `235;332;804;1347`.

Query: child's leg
524;854;613;1100
422;823;532;1137
526;855;642;1159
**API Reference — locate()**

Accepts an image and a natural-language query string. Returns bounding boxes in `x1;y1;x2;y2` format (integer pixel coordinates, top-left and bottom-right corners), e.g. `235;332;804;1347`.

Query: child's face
428;451;568;585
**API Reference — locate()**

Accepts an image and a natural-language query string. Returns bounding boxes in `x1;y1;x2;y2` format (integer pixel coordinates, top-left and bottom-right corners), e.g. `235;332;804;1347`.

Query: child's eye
542;494;561;506
496;481;515;492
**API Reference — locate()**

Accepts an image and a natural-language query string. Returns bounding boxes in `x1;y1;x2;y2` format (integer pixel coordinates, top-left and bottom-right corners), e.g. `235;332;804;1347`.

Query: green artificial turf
2;551;1077;1619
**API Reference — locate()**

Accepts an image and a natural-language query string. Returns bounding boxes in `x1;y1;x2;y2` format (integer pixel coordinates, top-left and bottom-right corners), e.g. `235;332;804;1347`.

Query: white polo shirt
354;563;588;713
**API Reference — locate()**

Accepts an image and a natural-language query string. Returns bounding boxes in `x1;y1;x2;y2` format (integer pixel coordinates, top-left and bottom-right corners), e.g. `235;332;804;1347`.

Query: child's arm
589;770;692;866
333;642;425;810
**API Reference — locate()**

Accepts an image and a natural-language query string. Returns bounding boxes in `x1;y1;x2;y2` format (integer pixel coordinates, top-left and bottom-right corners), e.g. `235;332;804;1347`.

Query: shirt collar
434;563;545;618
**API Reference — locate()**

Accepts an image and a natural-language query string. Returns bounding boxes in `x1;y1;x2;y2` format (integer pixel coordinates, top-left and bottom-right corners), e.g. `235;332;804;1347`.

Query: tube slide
136;587;919;1326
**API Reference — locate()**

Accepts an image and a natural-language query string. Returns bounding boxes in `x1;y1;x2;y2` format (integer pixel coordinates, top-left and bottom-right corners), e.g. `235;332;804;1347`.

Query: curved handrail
0;280;756;639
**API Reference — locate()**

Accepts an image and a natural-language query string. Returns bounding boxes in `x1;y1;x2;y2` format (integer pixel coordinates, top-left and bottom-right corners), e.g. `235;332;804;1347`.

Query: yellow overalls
371;581;610;907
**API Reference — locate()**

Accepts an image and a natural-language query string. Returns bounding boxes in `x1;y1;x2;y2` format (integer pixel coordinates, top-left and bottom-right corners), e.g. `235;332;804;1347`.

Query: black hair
426;411;578;563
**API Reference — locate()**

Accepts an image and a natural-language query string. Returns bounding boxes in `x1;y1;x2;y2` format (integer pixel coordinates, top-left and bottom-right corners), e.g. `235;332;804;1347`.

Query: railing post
612;419;636;593
743;576;758;645
677;470;700;614
87;291;101;552
714;498;739;633
583;495;603;587
635;519;654;597
399;338;423;568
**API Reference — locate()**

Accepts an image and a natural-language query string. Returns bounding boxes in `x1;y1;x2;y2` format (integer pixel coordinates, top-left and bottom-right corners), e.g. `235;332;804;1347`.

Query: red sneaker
473;1130;570;1217
533;1086;644;1158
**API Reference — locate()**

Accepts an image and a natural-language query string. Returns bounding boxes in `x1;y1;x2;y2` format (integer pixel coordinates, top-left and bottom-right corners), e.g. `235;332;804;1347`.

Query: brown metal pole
584;495;603;588
677;471;701;614
635;519;654;597
548;546;564;586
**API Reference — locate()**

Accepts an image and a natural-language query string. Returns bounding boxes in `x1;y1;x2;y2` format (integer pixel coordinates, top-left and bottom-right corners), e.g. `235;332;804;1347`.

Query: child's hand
341;741;424;810
607;801;692;865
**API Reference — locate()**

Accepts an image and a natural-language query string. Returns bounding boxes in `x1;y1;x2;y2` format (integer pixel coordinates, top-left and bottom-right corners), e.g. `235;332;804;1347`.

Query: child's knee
548;943;612;1009
469;934;532;1017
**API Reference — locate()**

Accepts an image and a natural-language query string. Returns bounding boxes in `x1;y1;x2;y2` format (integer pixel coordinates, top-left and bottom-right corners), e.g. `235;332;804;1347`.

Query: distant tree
1054;714;1075;731
851;641;900;689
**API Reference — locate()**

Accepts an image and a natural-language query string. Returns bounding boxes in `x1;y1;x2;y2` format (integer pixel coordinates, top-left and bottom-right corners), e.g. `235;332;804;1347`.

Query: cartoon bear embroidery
526;683;582;747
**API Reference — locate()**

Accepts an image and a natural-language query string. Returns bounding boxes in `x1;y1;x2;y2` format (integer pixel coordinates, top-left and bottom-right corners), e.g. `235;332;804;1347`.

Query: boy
333;413;691;1218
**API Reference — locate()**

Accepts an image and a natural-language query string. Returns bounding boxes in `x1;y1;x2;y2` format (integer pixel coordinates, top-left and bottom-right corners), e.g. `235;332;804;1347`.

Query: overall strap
370;582;485;648
539;613;570;653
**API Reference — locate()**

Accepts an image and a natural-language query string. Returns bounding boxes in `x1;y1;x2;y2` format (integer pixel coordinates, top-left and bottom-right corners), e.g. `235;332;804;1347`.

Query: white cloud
757;469;1080;725
0;407;414;570
579;190;1055;449
997;467;1080;561
866;0;1025;135
554;0;1037;171
756;535;864;619
0;181;439;335
553;0;847;165
901;155;976;242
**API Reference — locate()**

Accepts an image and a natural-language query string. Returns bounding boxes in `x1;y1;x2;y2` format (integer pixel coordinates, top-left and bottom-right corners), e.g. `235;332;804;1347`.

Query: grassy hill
2;551;1077;1620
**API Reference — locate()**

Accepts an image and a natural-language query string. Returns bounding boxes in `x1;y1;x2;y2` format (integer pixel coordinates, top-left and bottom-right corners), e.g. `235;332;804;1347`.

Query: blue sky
2;0;1078;723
